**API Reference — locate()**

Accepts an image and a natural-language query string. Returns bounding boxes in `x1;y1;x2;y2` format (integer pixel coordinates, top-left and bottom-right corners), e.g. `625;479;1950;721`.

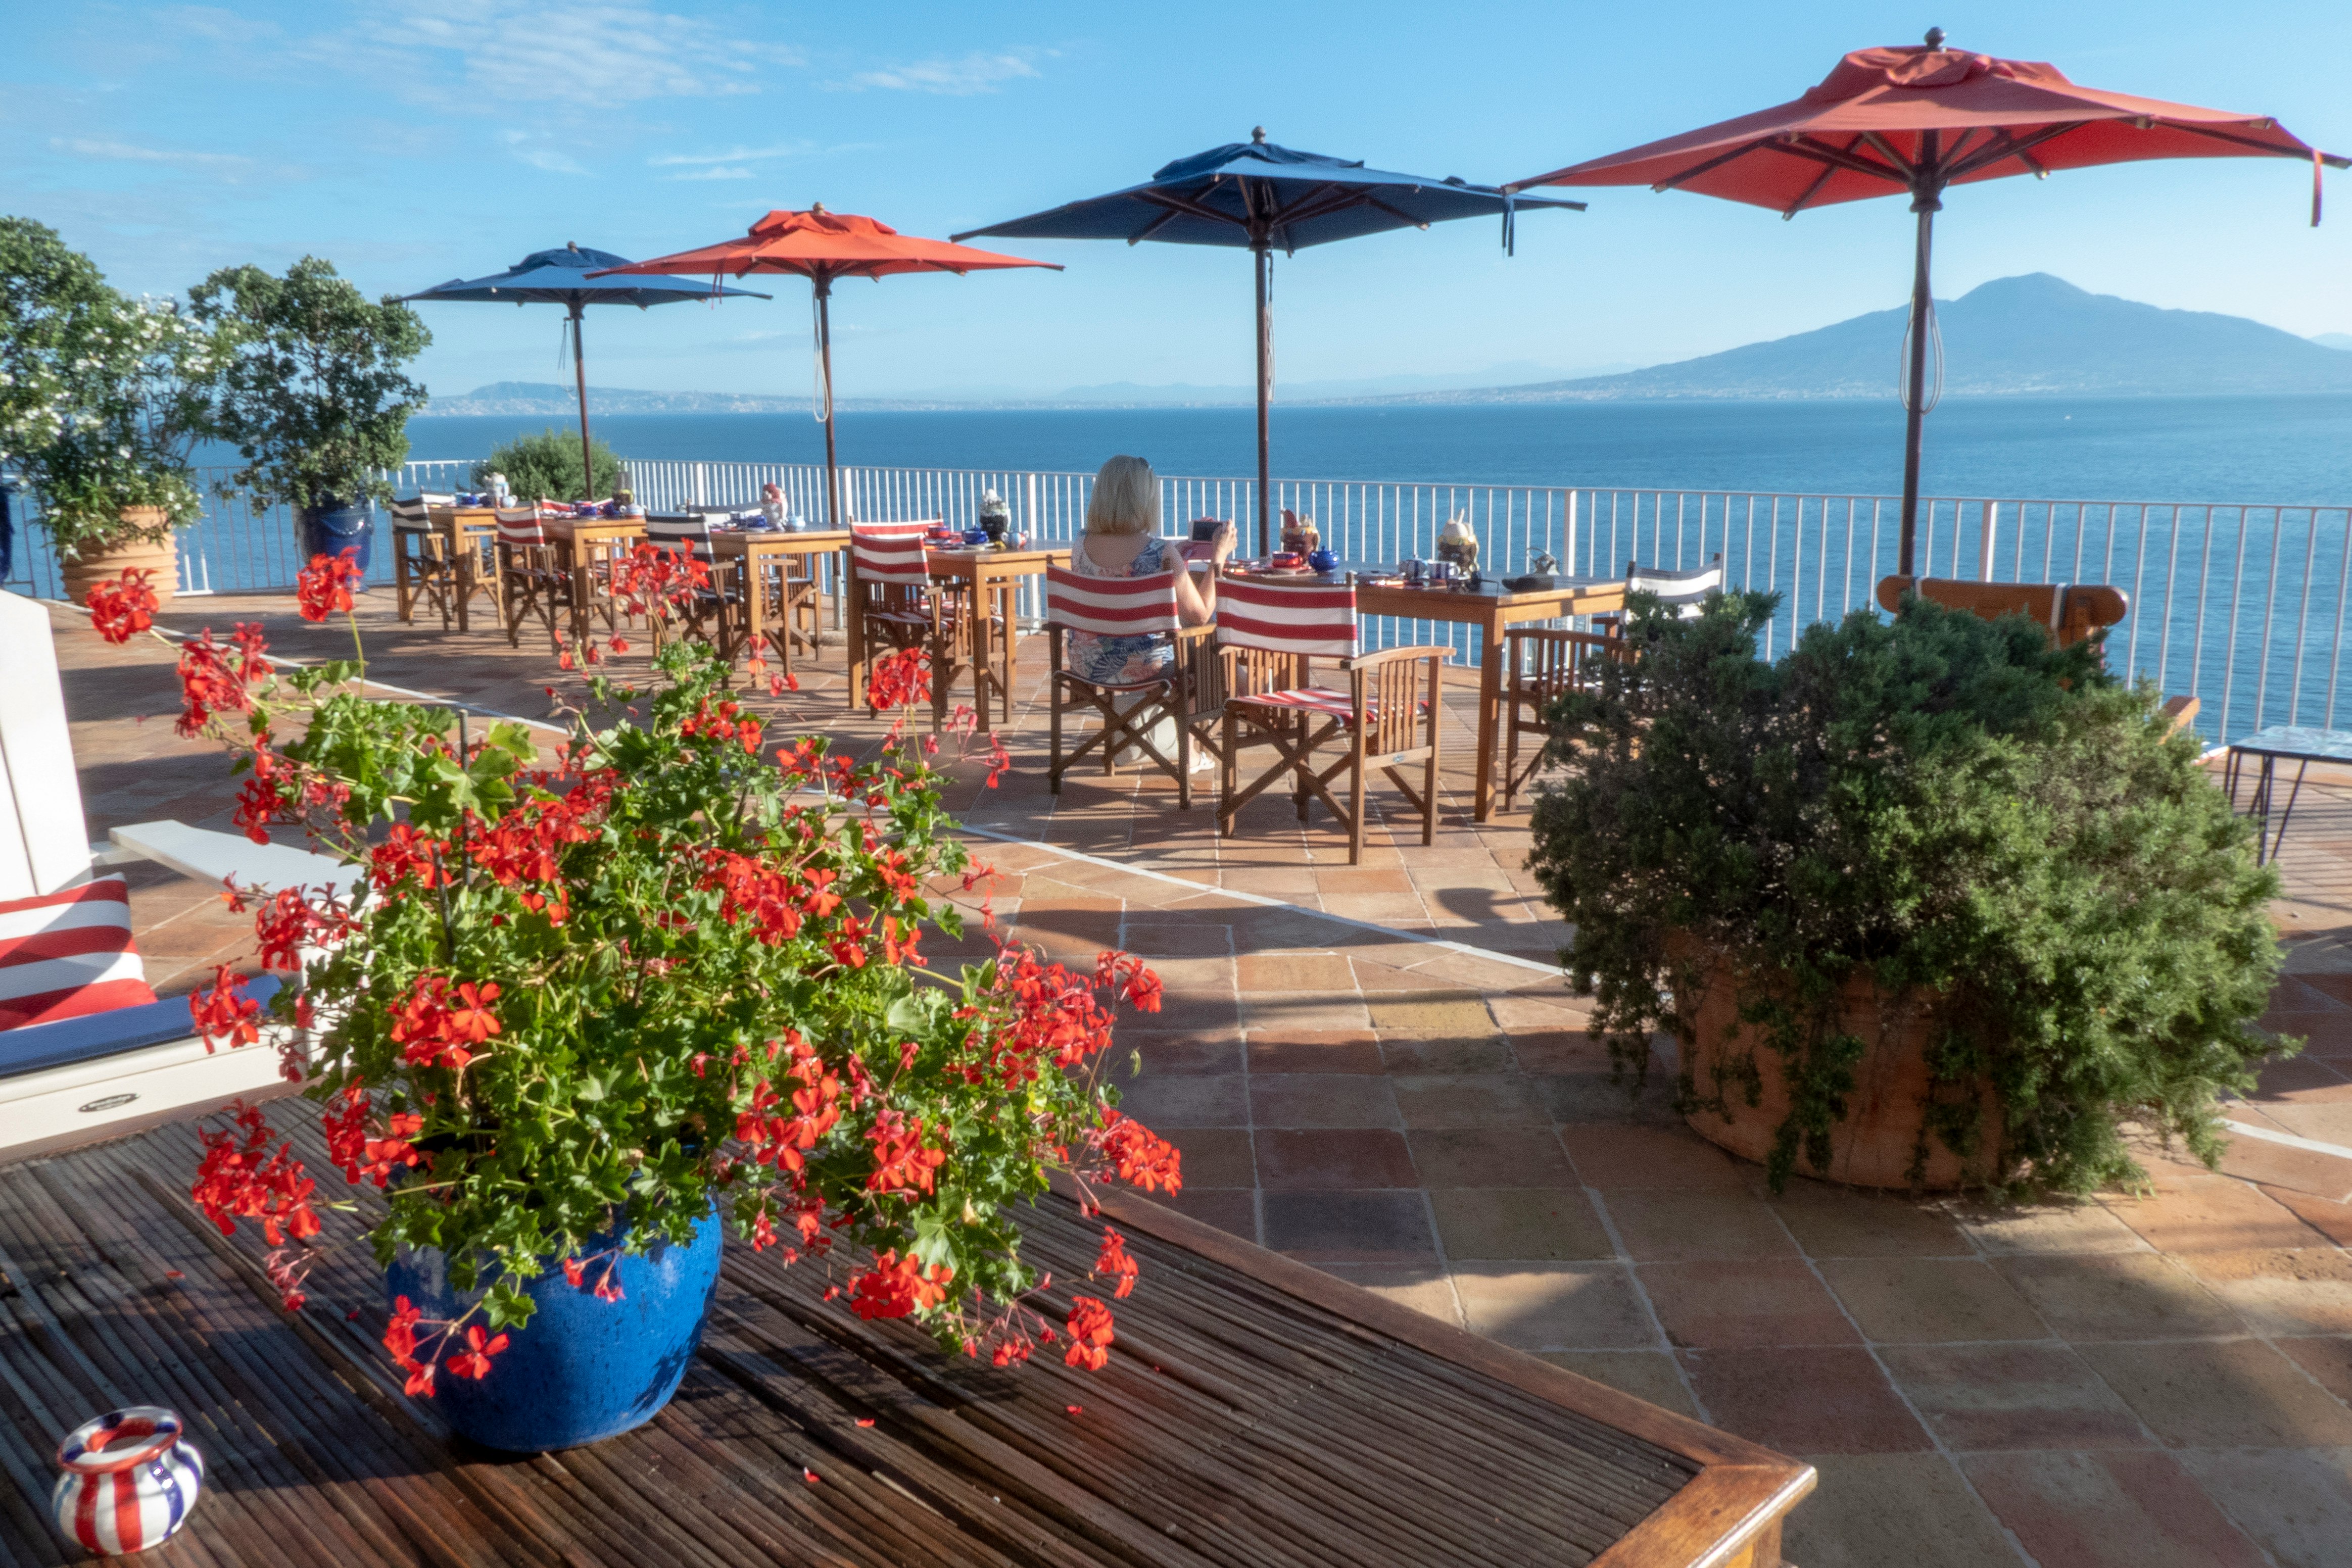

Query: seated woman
1065;454;1233;688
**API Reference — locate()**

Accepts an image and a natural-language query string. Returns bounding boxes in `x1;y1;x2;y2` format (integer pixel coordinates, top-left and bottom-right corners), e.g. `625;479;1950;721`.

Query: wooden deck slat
0;1108;1811;1567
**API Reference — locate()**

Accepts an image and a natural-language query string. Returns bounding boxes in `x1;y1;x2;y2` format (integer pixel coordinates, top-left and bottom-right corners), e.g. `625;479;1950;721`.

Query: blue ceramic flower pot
299;501;375;575
383;1207;724;1453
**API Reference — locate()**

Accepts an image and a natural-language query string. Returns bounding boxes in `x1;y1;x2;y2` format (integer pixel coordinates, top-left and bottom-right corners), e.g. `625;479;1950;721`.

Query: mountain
2316;333;2352;352
1359;275;2352;404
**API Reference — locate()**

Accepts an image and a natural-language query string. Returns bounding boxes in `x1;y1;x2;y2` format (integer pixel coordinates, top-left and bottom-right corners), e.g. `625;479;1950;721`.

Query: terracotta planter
57;509;177;608
1677;948;2004;1190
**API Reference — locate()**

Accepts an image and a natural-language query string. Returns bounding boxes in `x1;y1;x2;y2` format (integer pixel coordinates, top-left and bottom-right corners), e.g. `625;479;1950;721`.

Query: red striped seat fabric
852;523;934;584
644;514;716;561
1046;566;1181;640
493;506;547;547
0;877;159;1030
1234;687;1361;721
1215;578;1357;660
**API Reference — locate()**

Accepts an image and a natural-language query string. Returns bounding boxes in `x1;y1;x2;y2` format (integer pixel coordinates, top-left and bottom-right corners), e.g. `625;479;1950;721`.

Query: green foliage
188;257;429;515
1527;592;2286;1195
0;216;211;557
475;427;624;504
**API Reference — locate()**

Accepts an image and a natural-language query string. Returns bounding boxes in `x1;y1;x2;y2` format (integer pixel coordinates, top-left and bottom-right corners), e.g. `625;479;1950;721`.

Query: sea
406;393;2352;505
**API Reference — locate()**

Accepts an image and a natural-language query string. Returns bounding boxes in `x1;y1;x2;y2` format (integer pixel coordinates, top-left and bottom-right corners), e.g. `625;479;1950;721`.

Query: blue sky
6;0;2349;400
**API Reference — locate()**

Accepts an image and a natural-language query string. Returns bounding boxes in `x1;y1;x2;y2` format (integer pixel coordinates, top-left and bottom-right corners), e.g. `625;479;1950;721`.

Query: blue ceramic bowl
383;1206;723;1453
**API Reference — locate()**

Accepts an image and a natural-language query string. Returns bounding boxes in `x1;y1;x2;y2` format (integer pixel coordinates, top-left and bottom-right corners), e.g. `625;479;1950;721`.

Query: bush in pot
0;216;213;598
95;559;1177;1450
188;257;430;574
1527;590;2285;1196
476;427;625;505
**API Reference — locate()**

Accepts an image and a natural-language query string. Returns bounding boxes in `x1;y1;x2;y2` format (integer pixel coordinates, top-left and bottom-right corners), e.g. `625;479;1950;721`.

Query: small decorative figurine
53;1407;205;1556
1435;512;1478;573
979;489;1012;542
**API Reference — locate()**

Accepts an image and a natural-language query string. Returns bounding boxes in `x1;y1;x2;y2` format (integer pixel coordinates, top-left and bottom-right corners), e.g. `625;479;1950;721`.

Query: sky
5;0;2349;402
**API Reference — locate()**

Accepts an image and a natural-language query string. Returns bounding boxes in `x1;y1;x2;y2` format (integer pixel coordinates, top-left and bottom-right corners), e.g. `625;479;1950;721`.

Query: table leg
847;574;869;707
453;532;472;635
1472;613;1505;822
744;551;767;675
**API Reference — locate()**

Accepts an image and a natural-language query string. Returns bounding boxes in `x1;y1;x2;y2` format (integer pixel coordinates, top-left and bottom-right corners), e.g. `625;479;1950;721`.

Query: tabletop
0;1106;1807;1567
1224;565;1625;614
2225;726;2352;764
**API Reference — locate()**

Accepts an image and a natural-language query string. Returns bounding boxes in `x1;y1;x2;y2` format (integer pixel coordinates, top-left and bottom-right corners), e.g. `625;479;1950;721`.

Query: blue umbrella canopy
954;132;1581;548
403;243;767;499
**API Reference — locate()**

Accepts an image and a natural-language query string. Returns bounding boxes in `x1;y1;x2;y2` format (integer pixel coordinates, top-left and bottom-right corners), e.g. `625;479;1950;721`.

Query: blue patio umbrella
955;130;1582;551
402;243;768;497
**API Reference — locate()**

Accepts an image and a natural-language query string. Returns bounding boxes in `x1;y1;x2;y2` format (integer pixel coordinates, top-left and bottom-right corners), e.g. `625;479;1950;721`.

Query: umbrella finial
1924;26;1946;51
1252;126;1267;143
567;240;580;252
811;201;828;214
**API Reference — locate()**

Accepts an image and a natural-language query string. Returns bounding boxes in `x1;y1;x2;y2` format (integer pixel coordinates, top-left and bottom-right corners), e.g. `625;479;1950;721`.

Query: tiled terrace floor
40;588;2352;1567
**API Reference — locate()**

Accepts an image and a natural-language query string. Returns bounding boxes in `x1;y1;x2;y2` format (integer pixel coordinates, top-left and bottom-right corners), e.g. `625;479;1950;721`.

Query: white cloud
54;137;252;171
648;143;808;168
840;51;1039;96
667;165;752;181
500;130;588;175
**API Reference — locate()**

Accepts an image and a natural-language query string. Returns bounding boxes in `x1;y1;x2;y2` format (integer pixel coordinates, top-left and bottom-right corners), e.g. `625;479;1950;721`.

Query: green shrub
475;428;623;504
1527;591;2286;1195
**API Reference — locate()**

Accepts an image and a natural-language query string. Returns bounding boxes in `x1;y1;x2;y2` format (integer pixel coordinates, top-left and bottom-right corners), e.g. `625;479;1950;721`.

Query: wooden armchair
1498;627;1629;811
388;494;457;628
1215;578;1450;865
641;514;744;655
1045;566;1223;808
493;506;570;654
848;522;965;728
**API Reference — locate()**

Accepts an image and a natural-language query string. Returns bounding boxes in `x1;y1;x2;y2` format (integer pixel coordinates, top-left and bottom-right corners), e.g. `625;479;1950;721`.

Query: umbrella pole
1898;197;1939;580
1254;245;1272;557
570;302;595;501
815;275;839;529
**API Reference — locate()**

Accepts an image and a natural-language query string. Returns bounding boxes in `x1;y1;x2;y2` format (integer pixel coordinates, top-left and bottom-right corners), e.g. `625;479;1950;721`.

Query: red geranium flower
296;550;365;622
85;568;159;644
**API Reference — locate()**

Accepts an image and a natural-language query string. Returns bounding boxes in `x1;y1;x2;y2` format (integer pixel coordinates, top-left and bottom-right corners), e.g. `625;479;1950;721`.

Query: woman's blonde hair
1085;455;1160;536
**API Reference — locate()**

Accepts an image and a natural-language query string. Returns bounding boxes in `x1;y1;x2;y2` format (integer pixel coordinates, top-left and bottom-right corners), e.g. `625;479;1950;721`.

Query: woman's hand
1212;521;1238;563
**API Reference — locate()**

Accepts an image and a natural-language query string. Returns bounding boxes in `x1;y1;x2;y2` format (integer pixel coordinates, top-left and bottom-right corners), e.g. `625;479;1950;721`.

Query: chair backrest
644;513;715;560
1045;566;1181;639
493;506;546;547
0;592;93;901
388;495;451;531
852;522;933;584
1216;578;1357;660
1625;554;1723;618
1873;575;2129;649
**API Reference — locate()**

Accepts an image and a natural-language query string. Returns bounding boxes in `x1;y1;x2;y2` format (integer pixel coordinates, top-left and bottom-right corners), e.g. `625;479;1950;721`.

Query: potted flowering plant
85;555;1177;1453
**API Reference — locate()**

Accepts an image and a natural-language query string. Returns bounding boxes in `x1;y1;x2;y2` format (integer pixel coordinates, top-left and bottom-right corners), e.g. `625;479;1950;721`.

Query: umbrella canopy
404;243;766;498
956;130;1583;551
591;209;1059;527
1507;31;2347;576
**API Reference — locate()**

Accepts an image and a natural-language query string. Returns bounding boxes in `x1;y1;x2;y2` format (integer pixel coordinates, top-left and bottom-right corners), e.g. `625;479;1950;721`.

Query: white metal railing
9;455;2344;749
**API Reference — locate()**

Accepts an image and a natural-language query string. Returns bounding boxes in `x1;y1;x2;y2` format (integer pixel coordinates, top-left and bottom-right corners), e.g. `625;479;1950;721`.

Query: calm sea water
408;394;2352;505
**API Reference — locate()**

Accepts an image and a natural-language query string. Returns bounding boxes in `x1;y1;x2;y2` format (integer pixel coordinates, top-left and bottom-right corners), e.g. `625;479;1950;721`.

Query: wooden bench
0;1106;1812;1566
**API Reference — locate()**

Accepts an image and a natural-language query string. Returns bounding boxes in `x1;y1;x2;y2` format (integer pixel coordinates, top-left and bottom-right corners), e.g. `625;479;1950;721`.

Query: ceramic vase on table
51;1406;205;1556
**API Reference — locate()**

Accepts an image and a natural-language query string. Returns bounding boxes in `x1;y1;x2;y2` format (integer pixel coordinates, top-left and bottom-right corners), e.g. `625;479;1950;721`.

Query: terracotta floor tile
1879;1344;2153;1451
1147;1188;1257;1242
1639;1259;1860;1349
1429;1189;1615;1262
1118;923;1234;958
1404;1128;1576;1189
1761;1179;1974;1259
1315;1263;1461;1327
2176;1448;2352;1568
1125;1031;1243;1076
1953;1199;2153;1256
1600;1192;1800;1262
1818;1257;2050;1344
1247;1073;1400;1130
1252;1129;1417;1190
1246;1032;1383;1074
1390;1073;1552;1129
1533;1352;1702;1419
2276;1337;2352;1404
1154;1128;1256;1190
1678;1347;1930;1455
1450;1262;1655;1350
1535;1072;1680;1125
1506;1028;1613;1074
1216;866;1321;896
1233;952;1356;992
1558;1124;1747;1191
1994;1252;2244;1341
2080;1338;2352;1447
1375;1035;1514;1073
1781;1453;2025;1568
1115;1072;1249;1129
2248;1053;2352;1097
1311;867;1416;896
1364;994;1492;1035
2173;1248;2352;1336
2212;1132;2352;1203
1237;992;1374;1033
1260;1190;1436;1263
2104;1172;2328;1252
1964;1450;2269;1568
1316;892;1433;925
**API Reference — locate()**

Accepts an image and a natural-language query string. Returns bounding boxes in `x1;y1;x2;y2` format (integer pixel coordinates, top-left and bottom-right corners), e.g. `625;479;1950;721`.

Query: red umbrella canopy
1507;37;2345;218
590;205;1060;282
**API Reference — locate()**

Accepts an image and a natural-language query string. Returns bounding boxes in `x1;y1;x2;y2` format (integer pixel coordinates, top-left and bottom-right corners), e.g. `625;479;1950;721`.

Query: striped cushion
1046;566;1181;638
0;877;158;1030
645;515;714;560
853;522;932;583
1233;686;1358;722
1216;578;1357;659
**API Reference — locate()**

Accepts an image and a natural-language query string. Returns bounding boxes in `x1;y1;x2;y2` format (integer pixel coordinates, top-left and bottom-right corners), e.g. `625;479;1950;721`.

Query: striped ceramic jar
51;1406;205;1555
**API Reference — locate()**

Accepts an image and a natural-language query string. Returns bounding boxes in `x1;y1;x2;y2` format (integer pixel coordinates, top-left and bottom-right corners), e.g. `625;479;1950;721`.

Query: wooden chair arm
1503;628;1627;652
1346;644;1454;671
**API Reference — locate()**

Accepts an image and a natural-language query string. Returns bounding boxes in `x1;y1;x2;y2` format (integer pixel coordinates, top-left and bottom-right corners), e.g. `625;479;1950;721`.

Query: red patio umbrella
593;206;1058;527
1507;29;2347;576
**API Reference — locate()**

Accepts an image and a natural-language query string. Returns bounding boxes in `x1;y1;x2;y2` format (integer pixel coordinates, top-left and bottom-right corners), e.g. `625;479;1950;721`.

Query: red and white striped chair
492;505;570;653
849;521;962;724
1216;578;1450;864
638;513;747;656
1045;567;1227;808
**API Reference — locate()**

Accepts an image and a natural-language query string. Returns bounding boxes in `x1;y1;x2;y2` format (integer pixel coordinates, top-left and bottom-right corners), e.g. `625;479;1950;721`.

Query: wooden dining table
708;528;852;679
548;516;647;646
419;506;502;633
1224;567;1628;822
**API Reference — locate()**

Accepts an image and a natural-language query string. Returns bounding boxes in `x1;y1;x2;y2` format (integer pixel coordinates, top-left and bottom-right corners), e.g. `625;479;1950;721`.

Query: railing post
1978;500;1998;582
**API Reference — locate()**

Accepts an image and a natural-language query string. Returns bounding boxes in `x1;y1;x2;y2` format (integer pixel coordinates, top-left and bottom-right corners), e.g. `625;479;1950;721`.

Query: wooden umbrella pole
1254;244;1272;557
570;303;595;501
1897;131;1943;582
815;274;839;529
